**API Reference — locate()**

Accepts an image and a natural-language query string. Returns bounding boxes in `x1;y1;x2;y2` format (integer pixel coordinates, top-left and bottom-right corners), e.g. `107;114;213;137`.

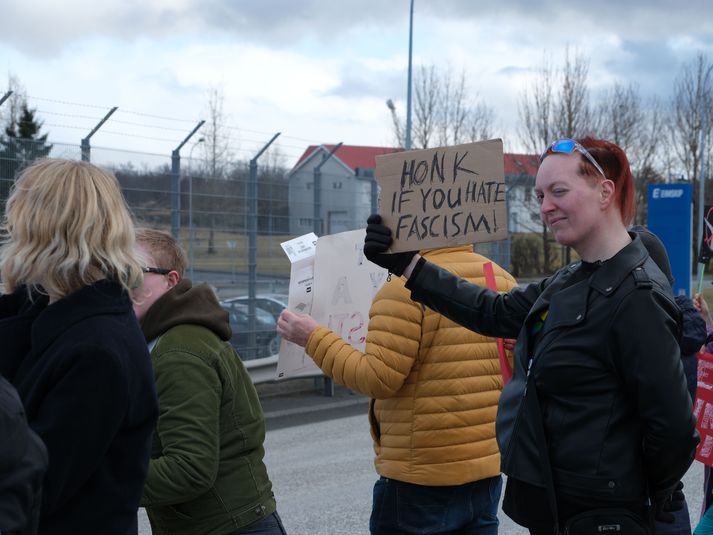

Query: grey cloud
1;0;712;58
497;65;532;76
324;67;405;99
601;39;709;101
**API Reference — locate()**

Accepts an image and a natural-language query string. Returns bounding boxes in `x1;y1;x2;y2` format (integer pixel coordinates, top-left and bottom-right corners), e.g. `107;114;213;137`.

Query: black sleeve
612;289;698;500
405;259;541;339
0;376;47;532
675;295;707;356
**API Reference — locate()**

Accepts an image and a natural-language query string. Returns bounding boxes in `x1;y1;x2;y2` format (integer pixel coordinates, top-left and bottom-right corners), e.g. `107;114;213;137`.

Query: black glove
364;214;416;276
654;481;685;523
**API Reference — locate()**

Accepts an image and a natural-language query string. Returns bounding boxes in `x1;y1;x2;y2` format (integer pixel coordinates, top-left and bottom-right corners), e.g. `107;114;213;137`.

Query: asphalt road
138;412;707;534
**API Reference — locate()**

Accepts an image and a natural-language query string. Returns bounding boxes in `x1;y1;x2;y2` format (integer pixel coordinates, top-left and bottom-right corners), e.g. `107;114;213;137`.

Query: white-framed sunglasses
541;139;606;178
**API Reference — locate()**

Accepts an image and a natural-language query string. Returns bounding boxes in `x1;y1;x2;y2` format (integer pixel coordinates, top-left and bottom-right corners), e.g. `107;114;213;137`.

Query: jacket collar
524;233;648;334
139;279;231;343
30;279;131;355
587;232;648;296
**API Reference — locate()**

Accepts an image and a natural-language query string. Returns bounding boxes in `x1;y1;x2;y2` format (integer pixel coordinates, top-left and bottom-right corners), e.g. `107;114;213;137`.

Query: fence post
313;142;343;236
0;91;12;108
80;107;118;162
170;120;205;240
247;132;281;358
311;142;343;397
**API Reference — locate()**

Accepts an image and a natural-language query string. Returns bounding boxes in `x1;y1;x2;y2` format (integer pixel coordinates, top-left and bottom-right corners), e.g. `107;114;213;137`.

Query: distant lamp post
405;0;414;150
188;137;205;281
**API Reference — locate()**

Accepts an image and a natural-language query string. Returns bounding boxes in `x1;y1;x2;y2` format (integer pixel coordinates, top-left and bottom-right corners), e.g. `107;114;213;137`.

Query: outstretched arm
277;282;423;399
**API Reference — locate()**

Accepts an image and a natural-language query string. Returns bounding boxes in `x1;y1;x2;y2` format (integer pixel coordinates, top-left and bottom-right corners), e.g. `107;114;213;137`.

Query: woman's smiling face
535;152;608;252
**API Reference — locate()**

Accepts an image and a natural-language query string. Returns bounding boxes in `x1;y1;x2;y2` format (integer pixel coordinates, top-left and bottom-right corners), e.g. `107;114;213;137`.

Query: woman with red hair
363;137;698;534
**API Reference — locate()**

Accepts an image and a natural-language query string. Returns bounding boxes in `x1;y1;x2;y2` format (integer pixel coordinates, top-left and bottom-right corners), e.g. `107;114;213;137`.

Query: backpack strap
631;265;652;289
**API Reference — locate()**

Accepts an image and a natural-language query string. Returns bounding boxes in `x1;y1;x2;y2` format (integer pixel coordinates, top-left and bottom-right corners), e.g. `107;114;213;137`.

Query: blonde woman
0;159;158;534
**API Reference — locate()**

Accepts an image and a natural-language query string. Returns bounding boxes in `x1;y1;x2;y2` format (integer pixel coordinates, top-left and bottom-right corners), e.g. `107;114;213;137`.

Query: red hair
578;136;636;226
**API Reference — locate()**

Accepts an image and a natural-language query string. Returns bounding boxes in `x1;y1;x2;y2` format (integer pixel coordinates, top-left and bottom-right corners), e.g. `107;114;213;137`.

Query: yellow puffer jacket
305;245;518;486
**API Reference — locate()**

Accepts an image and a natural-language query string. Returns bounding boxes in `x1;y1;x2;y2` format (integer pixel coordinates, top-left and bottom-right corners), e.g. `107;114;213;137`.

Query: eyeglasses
540;139;606;178
142;266;171;275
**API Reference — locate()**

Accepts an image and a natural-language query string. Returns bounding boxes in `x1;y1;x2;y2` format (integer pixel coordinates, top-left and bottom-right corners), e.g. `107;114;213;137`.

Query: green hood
139;279;231;343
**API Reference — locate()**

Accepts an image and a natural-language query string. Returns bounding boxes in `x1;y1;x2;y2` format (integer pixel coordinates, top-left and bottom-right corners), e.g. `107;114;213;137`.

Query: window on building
333;182;342;189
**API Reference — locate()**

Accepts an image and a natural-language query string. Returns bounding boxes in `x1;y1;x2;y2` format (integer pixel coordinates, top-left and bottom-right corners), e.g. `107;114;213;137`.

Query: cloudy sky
1;0;712;168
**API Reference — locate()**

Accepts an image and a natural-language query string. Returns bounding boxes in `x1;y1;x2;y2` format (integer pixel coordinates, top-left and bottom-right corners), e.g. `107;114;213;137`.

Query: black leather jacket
406;235;698;503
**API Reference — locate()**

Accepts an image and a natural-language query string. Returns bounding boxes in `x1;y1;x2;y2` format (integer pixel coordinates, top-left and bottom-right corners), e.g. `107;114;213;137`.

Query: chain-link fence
0;138;520;360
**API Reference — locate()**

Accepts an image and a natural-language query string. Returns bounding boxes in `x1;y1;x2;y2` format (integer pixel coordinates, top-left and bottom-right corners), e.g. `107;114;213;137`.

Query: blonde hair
0;158;143;298
135;227;187;277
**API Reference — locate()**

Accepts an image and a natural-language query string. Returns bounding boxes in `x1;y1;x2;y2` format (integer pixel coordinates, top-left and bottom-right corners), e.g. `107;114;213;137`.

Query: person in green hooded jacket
134;228;286;535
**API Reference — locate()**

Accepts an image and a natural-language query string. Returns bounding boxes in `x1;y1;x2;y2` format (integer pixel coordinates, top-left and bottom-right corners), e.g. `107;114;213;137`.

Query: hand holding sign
363;214;417;276
375;139;507;252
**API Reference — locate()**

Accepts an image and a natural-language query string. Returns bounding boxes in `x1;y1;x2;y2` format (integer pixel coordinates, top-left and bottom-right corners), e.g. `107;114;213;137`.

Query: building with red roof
288;144;402;236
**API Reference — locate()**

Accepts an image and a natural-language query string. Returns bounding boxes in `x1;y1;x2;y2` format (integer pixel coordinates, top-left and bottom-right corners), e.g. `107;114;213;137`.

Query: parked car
220;301;280;360
223;293;288;321
222;294;288;358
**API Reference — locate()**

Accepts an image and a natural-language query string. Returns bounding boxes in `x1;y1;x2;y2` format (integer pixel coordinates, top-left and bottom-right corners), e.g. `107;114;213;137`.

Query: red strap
483;262;512;384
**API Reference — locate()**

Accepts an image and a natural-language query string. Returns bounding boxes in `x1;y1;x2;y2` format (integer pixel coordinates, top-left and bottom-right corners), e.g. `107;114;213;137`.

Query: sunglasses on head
541;139;606;178
142;266;171;275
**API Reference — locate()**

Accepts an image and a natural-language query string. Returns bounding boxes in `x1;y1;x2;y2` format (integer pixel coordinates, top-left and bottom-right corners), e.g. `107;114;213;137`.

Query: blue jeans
656;499;691;535
230;511;287;534
370;475;502;535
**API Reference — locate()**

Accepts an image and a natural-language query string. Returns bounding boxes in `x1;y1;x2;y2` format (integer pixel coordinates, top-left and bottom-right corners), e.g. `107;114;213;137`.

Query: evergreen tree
0;102;53;187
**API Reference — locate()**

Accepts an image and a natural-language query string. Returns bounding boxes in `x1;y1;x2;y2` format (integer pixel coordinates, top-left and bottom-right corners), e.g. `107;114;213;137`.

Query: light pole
405;0;414;150
697;104;708;293
188;137;205;281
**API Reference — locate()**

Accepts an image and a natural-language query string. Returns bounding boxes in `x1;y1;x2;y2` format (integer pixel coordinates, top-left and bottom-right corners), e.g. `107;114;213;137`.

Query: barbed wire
10;94;400;169
25;94;330;144
25;95;111;111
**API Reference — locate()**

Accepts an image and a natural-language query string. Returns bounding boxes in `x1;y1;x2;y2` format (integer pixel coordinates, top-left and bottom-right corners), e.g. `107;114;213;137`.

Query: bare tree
522;48;594;265
519;55;555;155
388;64;494;150
669;52;713;250
437;69;468;146
465;100;494;142
555;47;593;139
413;65;440;149
518;54;557;272
595;83;664;223
201;86;235;180
199;86;237;254
670;53;713;184
595;83;641;149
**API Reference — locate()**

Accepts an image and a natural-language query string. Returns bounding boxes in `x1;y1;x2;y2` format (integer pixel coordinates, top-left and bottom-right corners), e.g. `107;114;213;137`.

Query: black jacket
0;280;158;535
406;235;698;504
0;375;47;534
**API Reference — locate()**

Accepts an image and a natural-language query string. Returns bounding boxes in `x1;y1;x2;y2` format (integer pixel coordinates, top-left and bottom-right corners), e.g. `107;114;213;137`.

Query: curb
263;396;369;420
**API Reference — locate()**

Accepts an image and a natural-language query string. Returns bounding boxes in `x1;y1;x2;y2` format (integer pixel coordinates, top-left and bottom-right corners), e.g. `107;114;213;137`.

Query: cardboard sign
694;351;713;466
276;229;387;380
311;229;387;352
375;138;507;252
277;233;319;379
